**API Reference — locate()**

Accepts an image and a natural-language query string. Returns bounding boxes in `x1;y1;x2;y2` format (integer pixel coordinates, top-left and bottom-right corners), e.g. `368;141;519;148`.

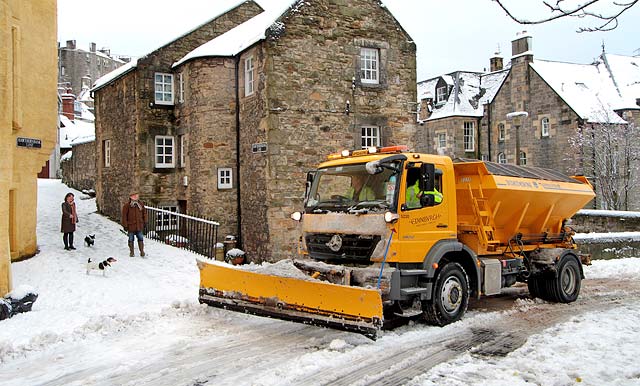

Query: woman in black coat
61;192;78;250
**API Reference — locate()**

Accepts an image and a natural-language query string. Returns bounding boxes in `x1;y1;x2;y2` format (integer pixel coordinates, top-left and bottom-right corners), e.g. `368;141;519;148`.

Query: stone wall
571;211;640;233
58;43;124;97
422;117;482;158
242;0;418;261
61;141;96;191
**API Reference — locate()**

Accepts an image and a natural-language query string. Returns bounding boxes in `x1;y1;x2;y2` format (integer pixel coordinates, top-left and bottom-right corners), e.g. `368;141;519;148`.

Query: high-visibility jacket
406;182;442;208
346;186;376;201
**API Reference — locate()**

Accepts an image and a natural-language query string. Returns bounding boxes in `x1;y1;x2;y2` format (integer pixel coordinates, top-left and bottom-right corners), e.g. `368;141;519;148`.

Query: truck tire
533;254;581;303
422;262;469;326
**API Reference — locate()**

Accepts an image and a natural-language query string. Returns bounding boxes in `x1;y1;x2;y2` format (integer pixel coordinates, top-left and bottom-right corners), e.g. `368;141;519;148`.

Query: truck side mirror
304;170;316;205
419;163;436;207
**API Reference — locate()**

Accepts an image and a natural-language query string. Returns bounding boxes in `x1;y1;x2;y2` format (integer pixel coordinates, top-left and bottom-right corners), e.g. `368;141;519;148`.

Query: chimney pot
66;40;76;49
90;42;96;52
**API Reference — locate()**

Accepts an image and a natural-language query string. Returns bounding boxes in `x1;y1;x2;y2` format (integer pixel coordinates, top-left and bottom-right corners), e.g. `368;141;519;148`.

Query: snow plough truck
198;146;595;338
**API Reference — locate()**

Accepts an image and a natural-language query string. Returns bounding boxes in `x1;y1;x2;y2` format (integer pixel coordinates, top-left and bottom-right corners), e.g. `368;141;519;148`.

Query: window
519;151;527;165
498;123;505;141
463;122;475;152
178;73;184;103
179;135;186;168
436;85;447;104
498;152;506;164
360;47;379;84
157;206;178;231
218;168;233;189
103;140;111;167
155;136;175;168
361;126;380;148
154;73;174;105
481;154;490;161
541;117;550;137
244;56;254;96
437;133;446;148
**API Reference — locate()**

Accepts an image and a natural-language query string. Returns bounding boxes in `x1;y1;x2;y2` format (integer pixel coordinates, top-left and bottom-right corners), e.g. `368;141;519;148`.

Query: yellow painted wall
1;0;58;295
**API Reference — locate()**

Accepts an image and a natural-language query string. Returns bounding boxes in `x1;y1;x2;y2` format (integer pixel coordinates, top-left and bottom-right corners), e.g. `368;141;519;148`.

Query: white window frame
436;86;447;104
519;151;527;165
179;135;186;168
218;168;233;189
244;56;254;96
541;117;550;137
103;139;111;167
178;72;184;103
437;133;446;148
157;205;178;231
361;126;381;149
154;73;174;105
498;152;507;164
155;135;175;168
498;123;505;141
463;122;475;152
481;154;490;161
360;47;379;85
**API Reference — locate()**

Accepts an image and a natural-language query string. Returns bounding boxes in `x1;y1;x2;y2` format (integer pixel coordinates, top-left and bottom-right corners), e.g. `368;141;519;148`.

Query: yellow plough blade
197;260;383;338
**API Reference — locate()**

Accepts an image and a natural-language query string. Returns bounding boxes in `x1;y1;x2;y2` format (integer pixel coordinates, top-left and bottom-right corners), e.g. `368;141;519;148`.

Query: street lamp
506;111;528;165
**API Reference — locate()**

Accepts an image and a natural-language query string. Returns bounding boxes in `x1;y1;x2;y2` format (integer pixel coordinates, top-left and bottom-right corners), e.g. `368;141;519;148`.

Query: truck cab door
395;163;451;263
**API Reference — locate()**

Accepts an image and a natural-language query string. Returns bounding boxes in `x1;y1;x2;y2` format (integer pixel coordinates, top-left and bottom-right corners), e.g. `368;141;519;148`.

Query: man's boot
138;240;145;257
128;241;135;257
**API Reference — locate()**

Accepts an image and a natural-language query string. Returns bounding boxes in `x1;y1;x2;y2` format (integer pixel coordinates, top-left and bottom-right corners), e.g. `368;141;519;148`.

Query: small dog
86;257;116;276
84;234;95;247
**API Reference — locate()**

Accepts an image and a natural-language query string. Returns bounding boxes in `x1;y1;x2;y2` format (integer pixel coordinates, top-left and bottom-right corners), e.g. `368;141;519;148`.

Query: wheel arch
423;240;481;299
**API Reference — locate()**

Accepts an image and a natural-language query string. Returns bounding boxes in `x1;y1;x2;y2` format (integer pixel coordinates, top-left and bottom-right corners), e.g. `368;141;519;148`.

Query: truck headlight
291;212;303;222
384;211;399;223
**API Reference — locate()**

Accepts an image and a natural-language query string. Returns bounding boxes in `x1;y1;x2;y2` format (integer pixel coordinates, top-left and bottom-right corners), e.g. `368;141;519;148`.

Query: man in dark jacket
122;193;147;257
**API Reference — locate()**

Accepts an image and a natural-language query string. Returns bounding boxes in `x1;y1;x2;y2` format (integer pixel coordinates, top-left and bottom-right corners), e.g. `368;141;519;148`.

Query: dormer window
436;86;447;104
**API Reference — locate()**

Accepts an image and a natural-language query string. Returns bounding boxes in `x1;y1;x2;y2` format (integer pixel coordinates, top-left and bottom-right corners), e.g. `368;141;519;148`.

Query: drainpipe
234;56;243;247
486;104;492;161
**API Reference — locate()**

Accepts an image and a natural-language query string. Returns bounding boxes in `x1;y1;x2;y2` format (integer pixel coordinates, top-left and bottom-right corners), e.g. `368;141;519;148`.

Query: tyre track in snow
294;277;640;386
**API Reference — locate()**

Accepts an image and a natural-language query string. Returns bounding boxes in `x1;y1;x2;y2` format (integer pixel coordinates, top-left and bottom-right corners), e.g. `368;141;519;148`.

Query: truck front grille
305;233;381;263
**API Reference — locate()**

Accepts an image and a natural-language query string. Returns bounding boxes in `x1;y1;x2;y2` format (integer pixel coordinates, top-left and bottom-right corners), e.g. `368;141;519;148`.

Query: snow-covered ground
1;179;640;385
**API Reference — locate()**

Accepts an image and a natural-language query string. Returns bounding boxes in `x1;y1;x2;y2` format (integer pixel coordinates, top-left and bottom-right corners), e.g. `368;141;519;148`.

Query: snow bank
574;231;640;243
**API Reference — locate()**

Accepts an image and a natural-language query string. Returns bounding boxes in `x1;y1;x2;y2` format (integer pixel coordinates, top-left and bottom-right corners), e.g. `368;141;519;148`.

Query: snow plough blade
197;260;383;338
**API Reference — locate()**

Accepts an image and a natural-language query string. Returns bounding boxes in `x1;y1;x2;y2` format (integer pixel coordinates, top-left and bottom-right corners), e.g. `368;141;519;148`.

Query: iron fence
144;206;219;259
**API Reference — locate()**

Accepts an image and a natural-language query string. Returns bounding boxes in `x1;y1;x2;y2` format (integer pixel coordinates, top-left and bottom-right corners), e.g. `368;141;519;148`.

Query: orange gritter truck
198;146;596;338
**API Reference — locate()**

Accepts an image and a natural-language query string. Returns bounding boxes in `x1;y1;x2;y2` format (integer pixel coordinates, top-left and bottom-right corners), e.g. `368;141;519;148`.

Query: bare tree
568;114;640;210
493;0;638;32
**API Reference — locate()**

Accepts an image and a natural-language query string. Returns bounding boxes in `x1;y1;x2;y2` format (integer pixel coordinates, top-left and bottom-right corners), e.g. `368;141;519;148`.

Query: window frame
541;117;550;137
157;205;179;231
498;123;505;141
218;167;233;190
178;72;185;103
519;151;527;165
436;86;447;104
360;47;379;85
154;72;174;105
437;132;446;149
463;121;475;152
103;139;111;167
361;126;381;149
498;152;507;164
179;135;186;168
155;135;175;168
244;55;254;97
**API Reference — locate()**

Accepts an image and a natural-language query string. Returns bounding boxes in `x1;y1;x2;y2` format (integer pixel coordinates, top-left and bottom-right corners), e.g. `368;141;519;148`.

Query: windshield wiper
347;200;389;214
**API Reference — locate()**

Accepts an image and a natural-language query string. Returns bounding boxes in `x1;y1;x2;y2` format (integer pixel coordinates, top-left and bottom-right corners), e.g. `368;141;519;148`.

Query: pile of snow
574;231;640;243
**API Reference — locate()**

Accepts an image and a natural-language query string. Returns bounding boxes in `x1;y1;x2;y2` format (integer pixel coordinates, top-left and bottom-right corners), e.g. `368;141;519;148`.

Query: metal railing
144;206;219;259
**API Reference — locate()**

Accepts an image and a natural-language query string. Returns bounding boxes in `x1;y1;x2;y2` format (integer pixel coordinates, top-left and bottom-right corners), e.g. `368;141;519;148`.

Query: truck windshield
305;162;400;214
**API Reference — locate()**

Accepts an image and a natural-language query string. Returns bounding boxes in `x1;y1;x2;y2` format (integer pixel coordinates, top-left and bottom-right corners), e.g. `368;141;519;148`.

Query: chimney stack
636;97;640;107
490;54;503;72
512;31;533;57
90;42;96;52
61;93;76;121
66;40;76;49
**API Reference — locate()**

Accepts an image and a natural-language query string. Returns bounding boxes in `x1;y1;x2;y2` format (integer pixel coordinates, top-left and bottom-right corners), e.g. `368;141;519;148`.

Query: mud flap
198;260;383;338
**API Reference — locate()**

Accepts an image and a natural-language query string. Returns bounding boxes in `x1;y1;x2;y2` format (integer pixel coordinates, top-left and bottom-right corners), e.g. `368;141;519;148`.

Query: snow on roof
92;58;138;92
530;58;628;124
59;115;95;149
60;151;72;161
173;1;298;67
418;69;509;121
603;53;640;110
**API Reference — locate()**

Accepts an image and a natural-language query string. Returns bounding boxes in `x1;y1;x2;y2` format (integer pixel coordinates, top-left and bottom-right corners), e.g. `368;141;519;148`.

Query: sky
57;0;640;81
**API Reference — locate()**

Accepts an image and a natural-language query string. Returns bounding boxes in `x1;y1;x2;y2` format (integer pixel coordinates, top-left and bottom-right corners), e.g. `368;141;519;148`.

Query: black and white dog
86;257;117;276
84;234;95;247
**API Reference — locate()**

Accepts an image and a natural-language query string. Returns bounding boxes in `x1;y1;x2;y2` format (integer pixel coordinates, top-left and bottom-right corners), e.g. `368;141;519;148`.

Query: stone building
1;0;58;294
58;40;128;98
93;0;417;261
418;32;640;208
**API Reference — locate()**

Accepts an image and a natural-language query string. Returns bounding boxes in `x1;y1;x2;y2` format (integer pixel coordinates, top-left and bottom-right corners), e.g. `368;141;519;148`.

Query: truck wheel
527;276;542;299
422;262;469;326
544;254;581;303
